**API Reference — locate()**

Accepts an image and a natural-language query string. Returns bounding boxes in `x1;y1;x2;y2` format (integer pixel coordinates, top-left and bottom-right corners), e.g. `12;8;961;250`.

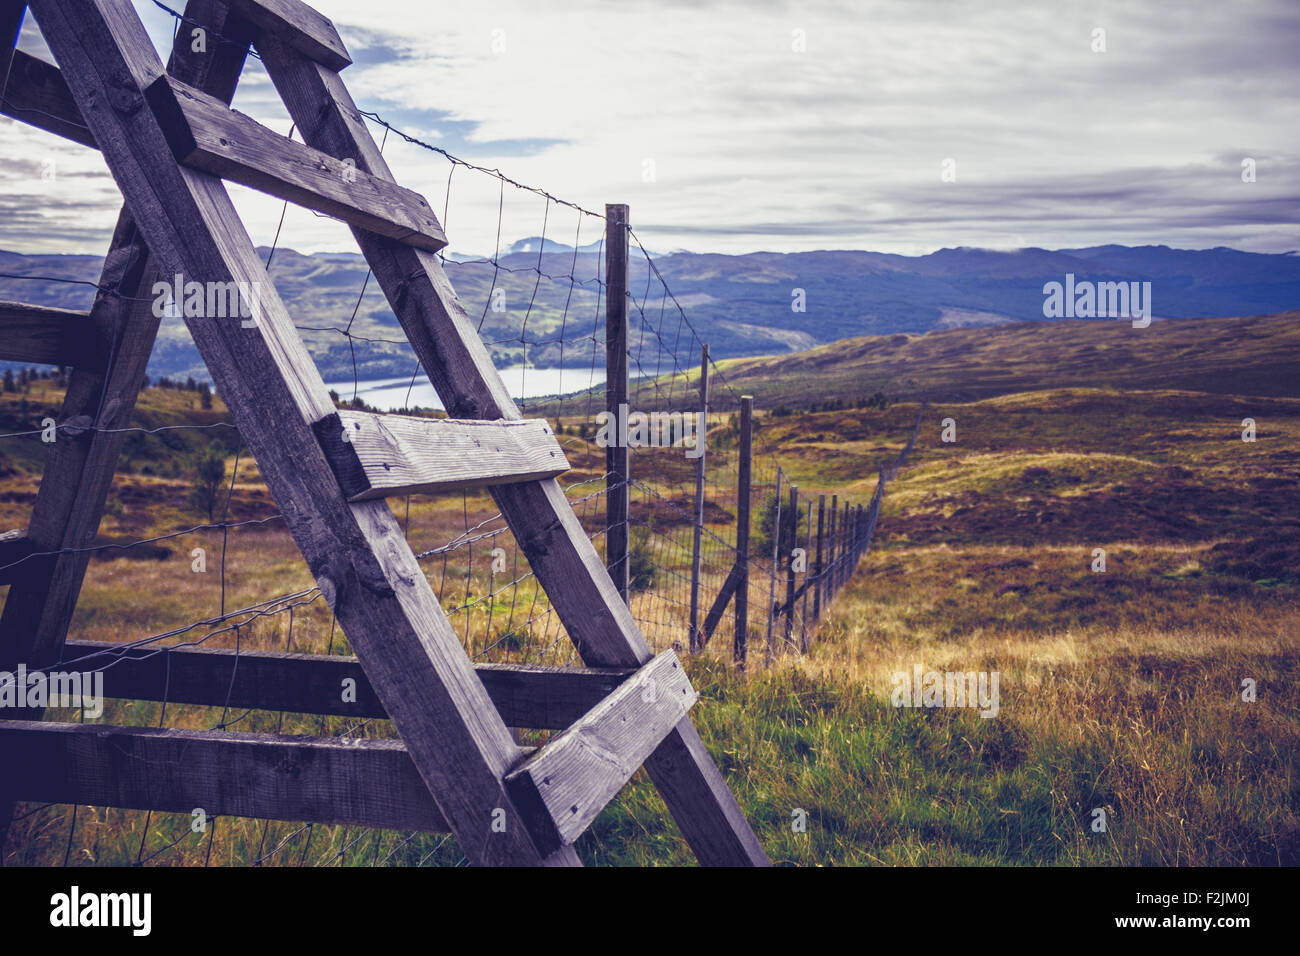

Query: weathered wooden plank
145;74;446;252
314;411;567;501
0;50;98;146
0;719;450;831
62;639;633;729
224;0;350;72
505;650;696;851
29;0;575;866
258;39;769;866
0;300;104;369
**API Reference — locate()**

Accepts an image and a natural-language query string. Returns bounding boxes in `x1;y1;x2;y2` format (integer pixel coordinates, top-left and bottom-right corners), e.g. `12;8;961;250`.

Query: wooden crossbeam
0;720;450;831
314;411;568;501
0;50;96;147
61;640;634;729
145;74;447;252
0;300;105;370
258;41;771;865
224;0;350;72
505;650;697;852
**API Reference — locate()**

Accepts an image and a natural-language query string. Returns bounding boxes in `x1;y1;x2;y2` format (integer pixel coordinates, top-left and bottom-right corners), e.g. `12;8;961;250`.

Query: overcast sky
2;0;1297;257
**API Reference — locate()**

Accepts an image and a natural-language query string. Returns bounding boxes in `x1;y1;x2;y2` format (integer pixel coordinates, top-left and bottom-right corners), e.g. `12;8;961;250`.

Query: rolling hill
1;244;1297;386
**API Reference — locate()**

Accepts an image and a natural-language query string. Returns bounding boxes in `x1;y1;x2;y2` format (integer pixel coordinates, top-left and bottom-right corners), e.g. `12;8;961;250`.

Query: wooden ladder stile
0;0;769;867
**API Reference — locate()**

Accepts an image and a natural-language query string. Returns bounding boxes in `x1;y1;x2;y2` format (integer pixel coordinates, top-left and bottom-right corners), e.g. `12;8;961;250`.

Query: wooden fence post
800;499;812;652
783;484;798;651
605;202;630;604
734;396;753;667
813;493;826;621
765;467;782;666
688;344;709;652
827;494;839;601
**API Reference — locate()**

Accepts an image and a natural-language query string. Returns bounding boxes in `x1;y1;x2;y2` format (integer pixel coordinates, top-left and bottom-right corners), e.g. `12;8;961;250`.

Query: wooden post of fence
765;467;783;666
688;344;710;652
827;494;839;601
858;504;866;560
855;504;864;565
813;493;826;621
605;203;630;604
783;484;798;651
734;396;753;667
800;499;812;652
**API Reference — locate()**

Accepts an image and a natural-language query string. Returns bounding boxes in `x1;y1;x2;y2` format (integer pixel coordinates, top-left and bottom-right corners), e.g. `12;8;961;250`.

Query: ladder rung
61;639;636;730
504;649;698;852
224;0;351;71
314;411;569;501
145;75;447;253
0;300;105;370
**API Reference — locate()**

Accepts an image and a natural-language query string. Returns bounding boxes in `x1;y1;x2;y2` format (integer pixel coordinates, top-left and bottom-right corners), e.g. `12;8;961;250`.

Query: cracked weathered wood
146;74;446;251
314;411;567;501
258;37;770;866
505;650;697;851
0;720;451;831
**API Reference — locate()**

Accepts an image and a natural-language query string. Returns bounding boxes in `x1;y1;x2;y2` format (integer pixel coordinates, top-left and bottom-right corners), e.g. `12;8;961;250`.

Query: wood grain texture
0;50;97;147
505;650;696;850
146;74;446;251
62;639;633;729
257;38;768;866
0;300;104;369
0;719;450;831
315;410;567;501
224;0;350;71
28;0;576;866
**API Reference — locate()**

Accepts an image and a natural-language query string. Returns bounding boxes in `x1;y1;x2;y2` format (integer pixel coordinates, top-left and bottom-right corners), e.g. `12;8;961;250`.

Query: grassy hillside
712;310;1300;407
2;310;1296;866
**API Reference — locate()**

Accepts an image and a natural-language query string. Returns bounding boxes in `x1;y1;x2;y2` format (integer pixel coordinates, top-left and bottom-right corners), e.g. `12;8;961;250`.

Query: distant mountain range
1;243;1296;385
